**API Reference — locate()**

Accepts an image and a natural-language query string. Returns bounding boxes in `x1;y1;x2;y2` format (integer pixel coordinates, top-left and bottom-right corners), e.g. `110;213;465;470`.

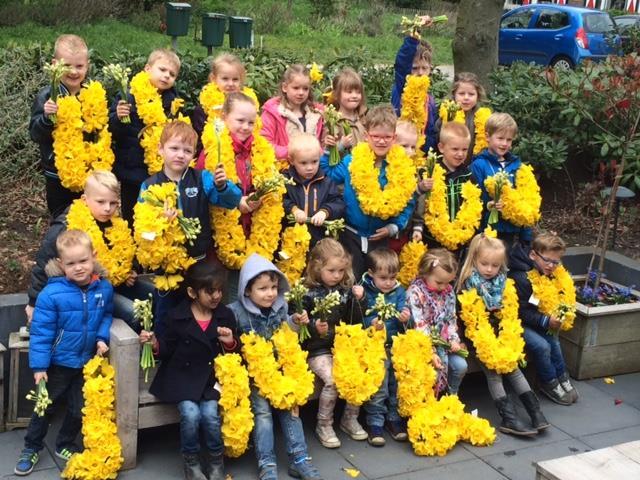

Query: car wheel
550;56;574;70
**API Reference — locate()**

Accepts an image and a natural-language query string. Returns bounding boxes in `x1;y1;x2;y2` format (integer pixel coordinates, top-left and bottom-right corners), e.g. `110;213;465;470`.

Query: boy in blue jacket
361;248;411;447
15;230;113;476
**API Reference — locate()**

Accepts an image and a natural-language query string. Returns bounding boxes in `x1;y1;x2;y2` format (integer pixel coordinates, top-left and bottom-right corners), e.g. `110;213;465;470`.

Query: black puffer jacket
508;243;550;332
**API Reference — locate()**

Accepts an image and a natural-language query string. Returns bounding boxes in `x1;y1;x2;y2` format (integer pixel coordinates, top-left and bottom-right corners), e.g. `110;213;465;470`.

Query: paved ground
2;371;639;480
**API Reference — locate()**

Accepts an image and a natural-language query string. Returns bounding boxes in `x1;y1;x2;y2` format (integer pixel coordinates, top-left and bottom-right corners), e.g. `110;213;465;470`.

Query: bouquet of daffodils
134;295;155;382
311;290;341;338
43;60;72;124
487;171;511;225
285;279;311;342
366;293;400;326
26;379;53;417
102;63;132;123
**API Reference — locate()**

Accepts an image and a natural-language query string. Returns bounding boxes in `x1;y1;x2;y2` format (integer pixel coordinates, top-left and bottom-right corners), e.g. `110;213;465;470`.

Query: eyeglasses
368;134;394;144
534;251;561;266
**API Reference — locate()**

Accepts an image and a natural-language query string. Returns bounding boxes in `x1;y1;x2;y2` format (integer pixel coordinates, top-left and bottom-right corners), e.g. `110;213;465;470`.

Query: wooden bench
536;440;640;480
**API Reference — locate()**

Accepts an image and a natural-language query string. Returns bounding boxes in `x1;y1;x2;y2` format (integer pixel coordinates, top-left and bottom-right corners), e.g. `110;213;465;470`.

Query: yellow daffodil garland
199;83;259;120
66;200;135;286
133;182;196;290
61;356;123;480
129;71;190;176
472;107;492;155
400;75;430;160
332;323;387;405
349;143;416;220
528;266;577;331
424;163;483;250
275;223;312;284
484;164;541;227
458;279;526;374
241;324;314;410
202;123;285;270
53;81;115;192
438;100;465;124
213;353;254;457
398;240;428;288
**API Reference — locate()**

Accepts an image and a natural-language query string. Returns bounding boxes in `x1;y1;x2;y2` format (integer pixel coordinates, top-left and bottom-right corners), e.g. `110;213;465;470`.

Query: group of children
17;18;578;480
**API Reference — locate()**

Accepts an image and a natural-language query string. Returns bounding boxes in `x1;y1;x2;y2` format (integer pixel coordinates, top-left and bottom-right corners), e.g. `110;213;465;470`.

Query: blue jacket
391;36;438;154
470;149;532;241
29;260;113;372
320;151;415;238
362;273;411;345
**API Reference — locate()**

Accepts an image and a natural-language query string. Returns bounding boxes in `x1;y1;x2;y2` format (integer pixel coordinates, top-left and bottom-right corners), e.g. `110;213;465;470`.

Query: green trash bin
202;13;226;47
228;16;253;49
165;2;191;37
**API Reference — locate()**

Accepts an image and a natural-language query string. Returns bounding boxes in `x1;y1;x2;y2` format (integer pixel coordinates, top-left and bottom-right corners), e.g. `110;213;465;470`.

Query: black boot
182;454;207;480
202;450;225;480
519;391;550;431
495;396;537;437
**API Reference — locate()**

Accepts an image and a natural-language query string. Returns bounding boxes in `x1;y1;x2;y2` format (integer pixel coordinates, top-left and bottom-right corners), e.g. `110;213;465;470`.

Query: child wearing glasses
508;231;578;406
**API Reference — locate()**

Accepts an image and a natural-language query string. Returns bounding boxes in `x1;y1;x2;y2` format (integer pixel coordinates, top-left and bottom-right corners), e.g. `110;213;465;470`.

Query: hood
362;272;402;295
237;253;290;316
44;258;107;279
262;97;282;116
474;148;519;169
509;243;534;273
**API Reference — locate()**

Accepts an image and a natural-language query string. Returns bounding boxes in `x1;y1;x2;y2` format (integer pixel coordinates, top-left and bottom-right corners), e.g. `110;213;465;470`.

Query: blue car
499;4;618;69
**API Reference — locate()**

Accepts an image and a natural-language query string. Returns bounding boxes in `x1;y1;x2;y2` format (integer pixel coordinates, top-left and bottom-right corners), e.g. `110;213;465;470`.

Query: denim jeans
523;327;566;383
364;353;401;427
113;278;155;331
436;346;468;394
24;365;83;452
177;400;223;455
250;387;308;469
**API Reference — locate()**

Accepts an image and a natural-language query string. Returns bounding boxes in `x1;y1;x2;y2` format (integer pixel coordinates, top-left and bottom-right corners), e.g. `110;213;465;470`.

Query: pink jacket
260;97;324;160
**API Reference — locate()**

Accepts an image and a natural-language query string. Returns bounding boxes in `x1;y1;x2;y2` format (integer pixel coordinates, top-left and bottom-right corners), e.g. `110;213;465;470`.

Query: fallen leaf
604;377;615;384
614;398;623;405
342;467;360;477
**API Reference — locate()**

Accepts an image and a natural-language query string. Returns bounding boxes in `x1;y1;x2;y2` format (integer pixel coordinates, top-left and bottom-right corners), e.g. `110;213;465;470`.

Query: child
299;239;368;448
391;16;438;154
470;113;532;249
140;262;239;480
138;120;241;331
406;249;467;395
437;72;489;165
30;34;89;217
320;105;416;279
412;122;476;257
395;120;419;159
323;67;367;158
110;48;182;224
361;248;411;446
15;230;112;476
458;234;548;436
284;134;345;246
25;171;151;330
261;64;324;161
509;231;578;405
229;254;321;480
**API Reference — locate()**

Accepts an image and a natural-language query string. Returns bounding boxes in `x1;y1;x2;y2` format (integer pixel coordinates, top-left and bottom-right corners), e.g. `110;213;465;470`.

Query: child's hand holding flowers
309;210;327;226
398;308;411;323
216;326;235;346
352;285;364;300
96;340;109;356
213;164;227;190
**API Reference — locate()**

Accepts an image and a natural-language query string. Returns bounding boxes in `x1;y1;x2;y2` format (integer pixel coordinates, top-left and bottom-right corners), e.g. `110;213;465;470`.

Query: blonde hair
485;112;518;137
53;34;88;59
532;231;566;254
279;64;315;110
331;67;367;116
367;247;399;275
222;91;258;116
457;234;507;291
451;72;486;102
364;105;397;132
288;133;321;163
160;120;197;150
84;170;120;197
210;53;245;83
439;121;471;146
56;229;93;258
147;48;181;71
304;238;355;289
418;248;458;277
396;120;419;137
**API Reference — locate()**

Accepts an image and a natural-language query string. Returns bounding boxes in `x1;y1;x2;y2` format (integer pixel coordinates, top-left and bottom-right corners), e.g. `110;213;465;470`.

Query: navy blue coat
508;243;550;331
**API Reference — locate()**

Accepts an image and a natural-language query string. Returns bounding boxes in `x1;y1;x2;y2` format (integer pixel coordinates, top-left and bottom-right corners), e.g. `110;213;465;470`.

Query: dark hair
366;247;399;275
245;271;279;293
185;262;227;294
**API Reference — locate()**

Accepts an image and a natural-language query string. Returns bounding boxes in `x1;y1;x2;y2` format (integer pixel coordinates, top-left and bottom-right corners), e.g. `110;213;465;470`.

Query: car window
501;10;534;29
583;13;616;33
535;10;570;30
614;17;636;28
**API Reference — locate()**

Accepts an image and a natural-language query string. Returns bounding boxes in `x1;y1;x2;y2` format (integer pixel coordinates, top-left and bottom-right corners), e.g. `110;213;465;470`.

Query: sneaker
384;420;408;442
55;447;77;461
540;379;572;406
287;457;322;480
315;424;341;449
367;425;386;447
339;416;368;441
558;373;579;403
258;463;278;480
14;449;39;476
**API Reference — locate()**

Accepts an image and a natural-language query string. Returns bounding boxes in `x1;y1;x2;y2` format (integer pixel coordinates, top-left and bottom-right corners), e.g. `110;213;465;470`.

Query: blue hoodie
470;148;532;242
362;272;411;345
228;254;296;339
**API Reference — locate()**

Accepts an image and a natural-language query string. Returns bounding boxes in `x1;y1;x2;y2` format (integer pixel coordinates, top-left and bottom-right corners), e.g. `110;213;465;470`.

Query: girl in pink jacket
261;64;324;160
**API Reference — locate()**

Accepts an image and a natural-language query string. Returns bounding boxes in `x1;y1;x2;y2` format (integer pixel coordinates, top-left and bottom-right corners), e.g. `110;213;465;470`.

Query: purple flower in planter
577;271;637;307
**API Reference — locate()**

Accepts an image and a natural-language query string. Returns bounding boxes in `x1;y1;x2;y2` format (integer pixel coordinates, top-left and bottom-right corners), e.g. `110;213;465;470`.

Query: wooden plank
612;440;640;463
537;446;640;480
138;403;180;429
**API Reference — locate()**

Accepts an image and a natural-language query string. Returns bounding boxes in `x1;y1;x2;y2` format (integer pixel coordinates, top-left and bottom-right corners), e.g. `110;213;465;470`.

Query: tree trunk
453;0;504;89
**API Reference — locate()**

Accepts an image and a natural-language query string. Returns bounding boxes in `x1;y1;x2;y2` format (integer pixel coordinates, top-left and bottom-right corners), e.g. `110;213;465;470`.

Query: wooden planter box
560;276;640;380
